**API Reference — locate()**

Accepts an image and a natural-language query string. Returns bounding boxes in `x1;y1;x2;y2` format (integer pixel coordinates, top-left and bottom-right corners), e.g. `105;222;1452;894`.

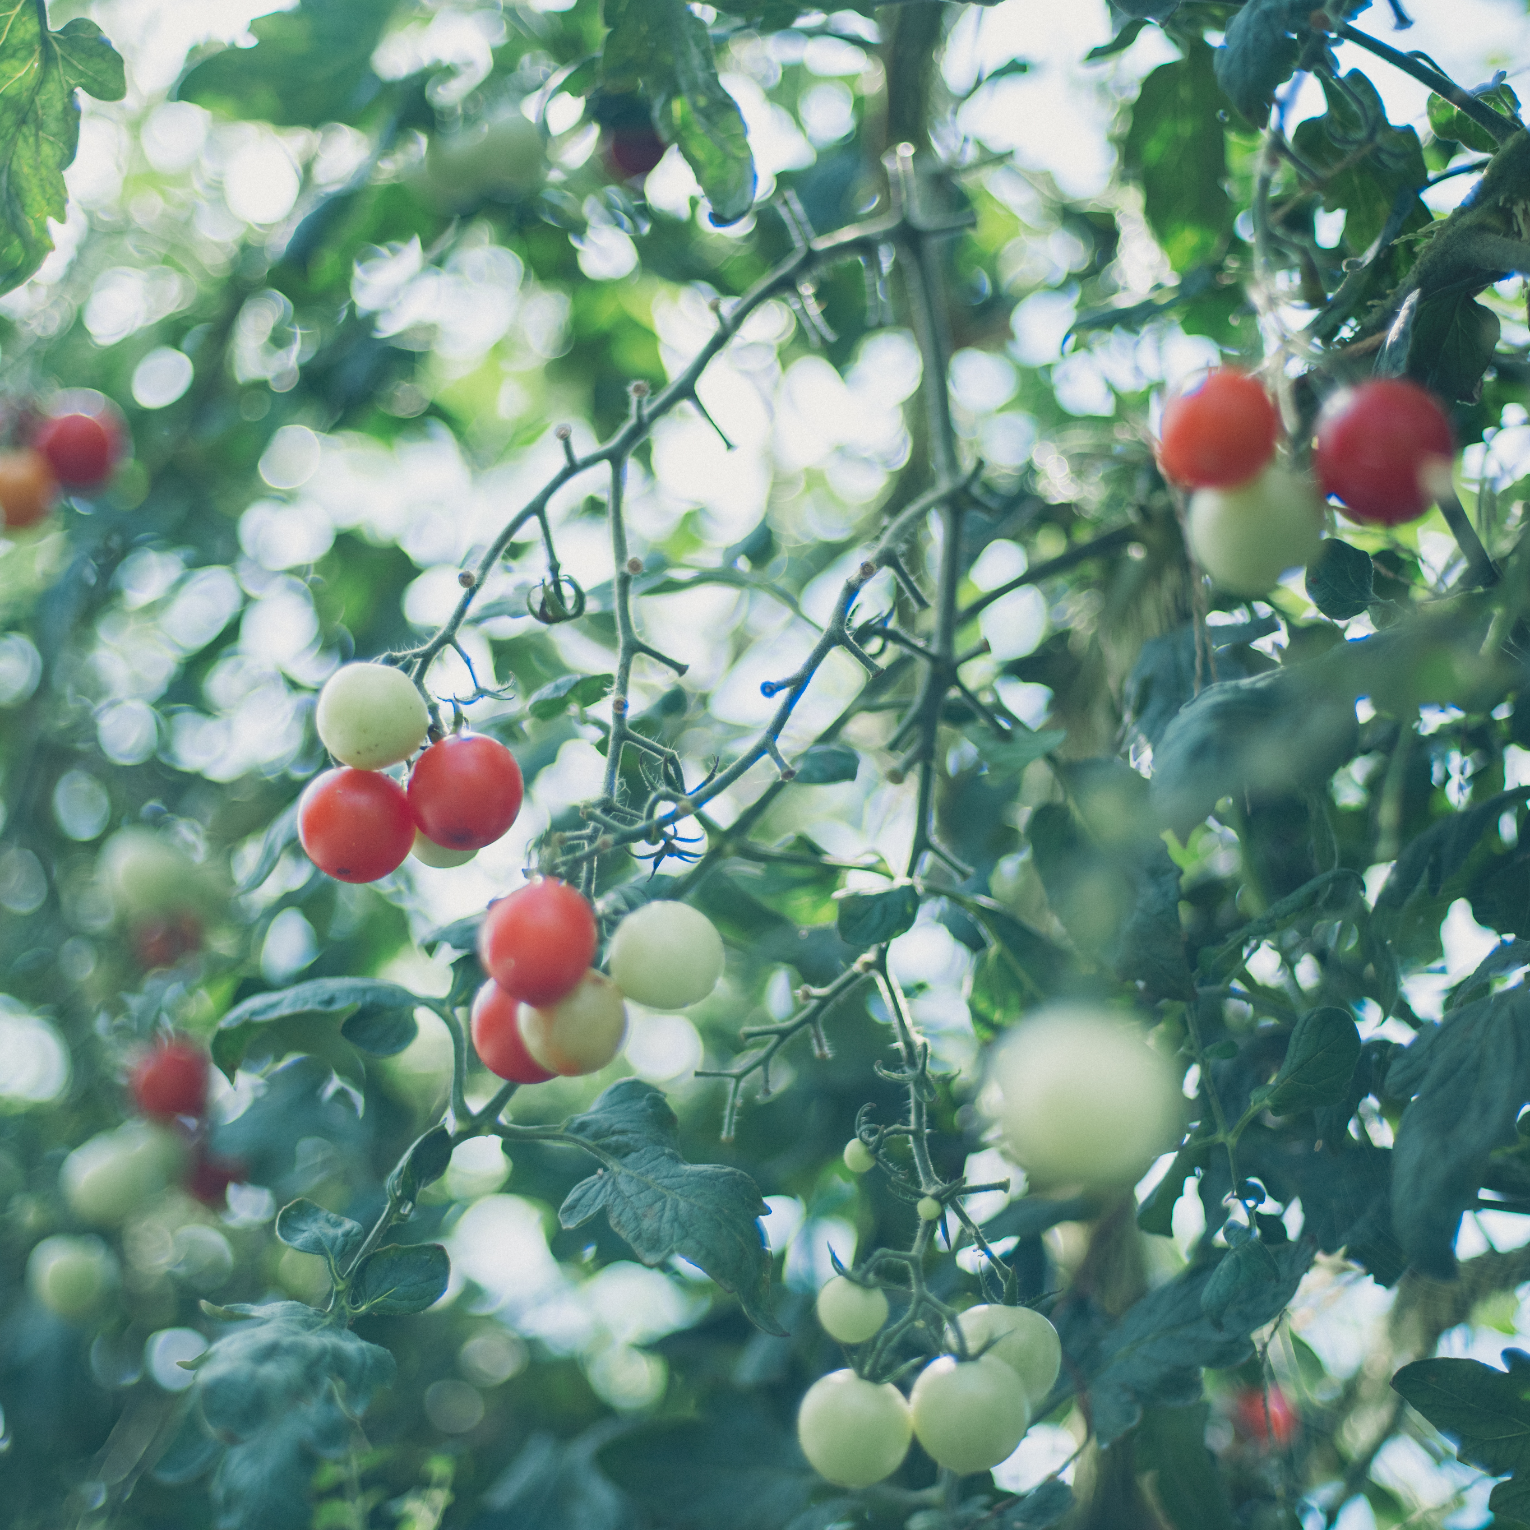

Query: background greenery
6;0;1530;1525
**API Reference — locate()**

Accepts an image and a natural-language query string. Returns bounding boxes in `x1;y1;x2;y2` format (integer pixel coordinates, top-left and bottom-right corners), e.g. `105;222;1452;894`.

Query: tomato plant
477;878;597;1005
315;662;431;771
0;447;57;528
1186;464;1326;595
956;1304;1062;1410
129;1038;209;1120
298;767;415;883
518;970;627;1076
470;979;556;1084
1233;1384;1299;1448
816;1275;889;1345
33;403;123;489
606;899;724;1009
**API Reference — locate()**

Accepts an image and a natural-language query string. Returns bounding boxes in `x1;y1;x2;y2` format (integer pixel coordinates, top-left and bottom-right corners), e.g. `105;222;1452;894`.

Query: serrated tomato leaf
1265;1007;1361;1116
0;5;125;296
559;1079;781;1333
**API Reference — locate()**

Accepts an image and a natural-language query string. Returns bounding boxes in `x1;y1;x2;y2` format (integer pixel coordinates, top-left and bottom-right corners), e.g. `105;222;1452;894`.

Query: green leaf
1428;88;1517;153
387;1125;455;1206
972;725;1067;780
1387;985;1530;1278
1306;539;1375;621
835;883;919;949
176;0;387;127
1133;1404;1235;1530
791;745;860;785
1086;18;1151;63
274;1198;366;1279
1199;1237;1281;1328
213;977;423;1079
1265;1007;1361;1116
559;1079;781;1332
1122;42;1232;273
0;7;126;297
348;1242;450;1315
1393;1352;1530;1527
340;1004;418;1057
1138;1138;1213;1237
1407;287;1502;403
958;896;1076;1038
528;672;615;720
600;0;756;223
237;799;300;893
1291;72;1427;252
1213;0;1321;125
1375;788;1530;913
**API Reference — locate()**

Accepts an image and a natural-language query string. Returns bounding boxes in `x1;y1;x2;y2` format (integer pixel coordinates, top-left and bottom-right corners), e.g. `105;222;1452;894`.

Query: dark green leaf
1138;1138;1212;1237
1388;985;1530;1277
1133;1404;1235;1530
972;725;1067;780
213;977;422;1079
1213;0;1322;124
0;8;126;297
348;1242;450;1315
791;745;860;785
387;1125;455;1206
237;799;300;893
1122;42;1232;272
835;883;919;949
1123;619;1273;751
1306;540;1375;621
559;1079;781;1332
1375;788;1530;912
274;1198;365;1276
1086;18;1151;62
150;1405;223;1486
1427;90;1514;153
1393;1352;1530;1529
477;1431;634;1530
340;1004;418;1057
1407;288;1501;403
999;1479;1075;1528
600;0;755;223
1202;867;1364;977
528;672;615;720
1265;1007;1361;1115
176;0;387;127
1199;1237;1281;1327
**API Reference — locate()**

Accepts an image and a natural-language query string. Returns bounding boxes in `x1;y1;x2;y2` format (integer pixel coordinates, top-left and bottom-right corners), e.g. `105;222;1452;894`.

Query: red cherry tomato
298;767;414;883
130;1039;210;1120
33;409;122;490
134;912;203;970
0;449;59;529
477;878;596;1006
408;735;524;851
1157;368;1279;490
470;980;556;1083
1233;1384;1298;1448
604;126;667;179
187;1151;246;1208
1313;378;1454;526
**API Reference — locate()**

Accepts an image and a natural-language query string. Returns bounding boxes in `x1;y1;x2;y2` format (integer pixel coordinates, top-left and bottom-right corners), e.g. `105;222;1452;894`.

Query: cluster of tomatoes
801;1282;1063;1486
299;661;727;1082
30;1038;231;1321
297;662;526;882
1158;368;1456;597
0;396;125;530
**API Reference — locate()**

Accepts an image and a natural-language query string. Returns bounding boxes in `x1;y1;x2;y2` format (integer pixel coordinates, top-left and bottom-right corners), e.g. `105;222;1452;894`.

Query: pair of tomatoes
0;400;125;530
471;885;725;1084
297;663;525;884
1159;368;1455;597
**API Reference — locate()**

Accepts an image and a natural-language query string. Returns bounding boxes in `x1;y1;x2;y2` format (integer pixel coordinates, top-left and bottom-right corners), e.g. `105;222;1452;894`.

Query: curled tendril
526;574;587;625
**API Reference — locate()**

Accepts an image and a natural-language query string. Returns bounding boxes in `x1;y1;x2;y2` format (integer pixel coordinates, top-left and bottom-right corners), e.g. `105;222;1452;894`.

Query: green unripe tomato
411;829;477;868
909;1355;1030;1476
917;1196;942;1222
315;662;430;771
843;1139;875;1174
100;827;201;922
519;970;628;1076
1186;464;1325;596
607;901;725;1009
61;1121;185;1227
956;1304;1061;1408
797;1369;912;1488
816;1276;889;1344
986;1004;1184;1193
27;1234;118;1319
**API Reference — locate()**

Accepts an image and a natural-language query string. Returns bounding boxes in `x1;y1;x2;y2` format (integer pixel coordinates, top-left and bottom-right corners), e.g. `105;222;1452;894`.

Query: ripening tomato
315;663;431;771
298;768;415;883
0;448;59;529
518;971;627;1076
816;1277;889;1345
411;830;477;868
797;1370;912;1488
130;1039;209;1120
604;125;667;179
134;912;204;969
186;1151;247;1208
470;979;556;1084
1157;369;1279;489
909;1355;1031;1475
477;878;597;1006
408;735;524;851
33;407;123;490
1313;378;1454;526
1233;1384;1298;1447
